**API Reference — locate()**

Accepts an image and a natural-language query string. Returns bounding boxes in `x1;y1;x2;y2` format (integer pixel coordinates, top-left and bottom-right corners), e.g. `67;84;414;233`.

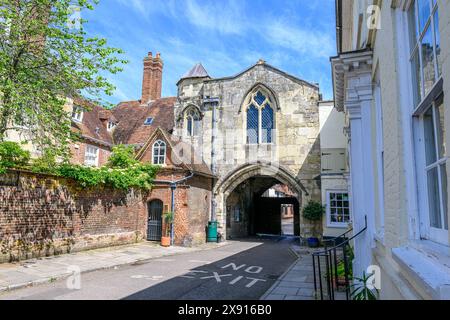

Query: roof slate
180;63;209;80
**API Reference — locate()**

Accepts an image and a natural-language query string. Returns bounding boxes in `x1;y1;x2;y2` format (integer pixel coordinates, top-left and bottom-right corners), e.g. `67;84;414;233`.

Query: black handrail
312;216;367;300
322;227;353;248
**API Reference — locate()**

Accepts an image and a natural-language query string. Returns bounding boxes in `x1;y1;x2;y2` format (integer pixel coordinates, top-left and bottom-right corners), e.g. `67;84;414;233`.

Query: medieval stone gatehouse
174;60;322;239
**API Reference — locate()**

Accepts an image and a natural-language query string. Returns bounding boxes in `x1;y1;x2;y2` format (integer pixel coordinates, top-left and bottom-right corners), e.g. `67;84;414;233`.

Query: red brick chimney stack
141;51;163;104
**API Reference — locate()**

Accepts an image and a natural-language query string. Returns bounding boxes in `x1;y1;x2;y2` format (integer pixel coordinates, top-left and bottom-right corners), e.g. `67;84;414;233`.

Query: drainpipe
210;101;217;222
203;96;220;222
153;171;194;246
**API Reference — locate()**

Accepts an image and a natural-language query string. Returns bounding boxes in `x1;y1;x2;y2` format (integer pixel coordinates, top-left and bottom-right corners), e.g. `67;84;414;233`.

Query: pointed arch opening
243;85;277;145
184;106;201;137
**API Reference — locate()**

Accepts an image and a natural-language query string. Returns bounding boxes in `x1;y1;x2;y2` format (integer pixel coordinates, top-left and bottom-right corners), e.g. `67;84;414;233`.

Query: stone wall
174;62;322;238
0;170;147;263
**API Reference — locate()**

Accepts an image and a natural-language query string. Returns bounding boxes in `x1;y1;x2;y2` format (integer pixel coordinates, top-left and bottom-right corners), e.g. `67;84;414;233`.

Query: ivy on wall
0;142;159;191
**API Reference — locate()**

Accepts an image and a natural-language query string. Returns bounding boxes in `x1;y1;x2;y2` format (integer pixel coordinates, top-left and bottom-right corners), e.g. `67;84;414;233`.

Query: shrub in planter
302;201;325;247
161;212;174;247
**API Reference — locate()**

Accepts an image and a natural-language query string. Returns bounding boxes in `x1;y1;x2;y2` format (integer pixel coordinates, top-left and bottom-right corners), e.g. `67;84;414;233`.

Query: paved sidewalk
0;241;228;293
261;246;316;300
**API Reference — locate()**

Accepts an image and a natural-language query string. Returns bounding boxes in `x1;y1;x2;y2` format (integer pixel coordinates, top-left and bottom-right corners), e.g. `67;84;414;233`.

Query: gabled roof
205;60;320;90
136;127;214;178
111;97;176;145
177;63;210;84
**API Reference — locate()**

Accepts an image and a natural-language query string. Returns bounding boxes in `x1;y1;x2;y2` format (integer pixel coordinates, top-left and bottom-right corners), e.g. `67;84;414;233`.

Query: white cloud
115;0;176;19
263;21;334;59
184;0;246;34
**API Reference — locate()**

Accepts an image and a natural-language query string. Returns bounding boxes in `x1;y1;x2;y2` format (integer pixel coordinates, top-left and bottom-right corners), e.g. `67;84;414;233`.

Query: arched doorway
215;163;307;239
147;199;163;241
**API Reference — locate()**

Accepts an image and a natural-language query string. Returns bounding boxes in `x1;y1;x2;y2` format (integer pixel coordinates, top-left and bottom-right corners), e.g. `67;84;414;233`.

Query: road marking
200;272;232;283
222;263;246;271
245;277;266;288
180;270;208;279
229;276;243;285
222;263;263;274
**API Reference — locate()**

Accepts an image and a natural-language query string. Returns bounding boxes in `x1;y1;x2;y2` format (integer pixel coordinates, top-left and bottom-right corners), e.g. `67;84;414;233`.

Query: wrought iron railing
312;216;367;300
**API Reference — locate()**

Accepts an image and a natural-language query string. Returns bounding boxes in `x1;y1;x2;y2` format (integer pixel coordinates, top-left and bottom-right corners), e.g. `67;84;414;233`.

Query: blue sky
83;0;337;104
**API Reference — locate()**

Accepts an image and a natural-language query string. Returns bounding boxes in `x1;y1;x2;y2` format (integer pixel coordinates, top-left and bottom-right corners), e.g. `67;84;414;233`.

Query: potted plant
350;271;379;300
302;201;325;247
161;212;173;247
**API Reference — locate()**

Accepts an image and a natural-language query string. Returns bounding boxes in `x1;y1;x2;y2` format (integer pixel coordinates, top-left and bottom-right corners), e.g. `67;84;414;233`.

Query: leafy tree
107;145;138;169
31;148;58;174
0;0;127;158
0;141;30;173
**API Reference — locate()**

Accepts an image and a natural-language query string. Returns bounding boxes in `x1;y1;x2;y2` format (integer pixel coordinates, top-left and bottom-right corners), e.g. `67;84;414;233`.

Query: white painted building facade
332;0;450;299
319;101;350;238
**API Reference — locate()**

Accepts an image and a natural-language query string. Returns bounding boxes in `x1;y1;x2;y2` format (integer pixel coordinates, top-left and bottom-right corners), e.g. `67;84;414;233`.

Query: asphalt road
0;238;298;300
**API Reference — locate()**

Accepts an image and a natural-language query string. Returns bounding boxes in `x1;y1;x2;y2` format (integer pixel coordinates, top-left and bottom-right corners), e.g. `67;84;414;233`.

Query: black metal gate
147;200;163;241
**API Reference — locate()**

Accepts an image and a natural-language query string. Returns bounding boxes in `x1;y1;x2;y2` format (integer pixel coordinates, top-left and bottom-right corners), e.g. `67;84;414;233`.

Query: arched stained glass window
245;88;276;144
185;107;201;137
247;105;259;144
261;104;274;143
152;140;166;165
255;91;267;105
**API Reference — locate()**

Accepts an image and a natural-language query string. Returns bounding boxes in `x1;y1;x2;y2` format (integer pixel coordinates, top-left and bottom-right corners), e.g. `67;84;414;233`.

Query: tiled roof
111;97;176;145
71;97;113;147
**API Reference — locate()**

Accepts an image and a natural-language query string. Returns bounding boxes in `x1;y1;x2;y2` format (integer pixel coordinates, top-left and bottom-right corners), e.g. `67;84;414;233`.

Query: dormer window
144;117;154;126
107;121;117;131
72;105;84;123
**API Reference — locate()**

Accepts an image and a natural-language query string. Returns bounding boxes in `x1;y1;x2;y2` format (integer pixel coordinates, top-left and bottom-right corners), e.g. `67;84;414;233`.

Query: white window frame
416;97;448;245
152;140;166;165
84;145;99;167
407;1;448;245
72;106;84;123
326;190;351;228
144;117;154;126
409;0;441;105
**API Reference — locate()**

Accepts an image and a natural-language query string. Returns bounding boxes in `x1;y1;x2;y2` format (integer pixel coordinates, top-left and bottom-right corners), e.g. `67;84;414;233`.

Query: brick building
66;52;214;247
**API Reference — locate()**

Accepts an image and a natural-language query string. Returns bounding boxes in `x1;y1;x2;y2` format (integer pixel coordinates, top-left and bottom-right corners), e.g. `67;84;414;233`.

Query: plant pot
161;236;171;247
307;237;320;248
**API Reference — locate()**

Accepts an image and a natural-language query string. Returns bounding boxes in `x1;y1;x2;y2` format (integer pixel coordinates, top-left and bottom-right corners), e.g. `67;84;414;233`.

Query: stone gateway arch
174;60;322;239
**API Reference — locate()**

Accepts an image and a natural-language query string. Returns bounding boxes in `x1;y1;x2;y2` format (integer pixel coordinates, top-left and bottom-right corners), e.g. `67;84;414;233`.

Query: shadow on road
123;237;298;300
